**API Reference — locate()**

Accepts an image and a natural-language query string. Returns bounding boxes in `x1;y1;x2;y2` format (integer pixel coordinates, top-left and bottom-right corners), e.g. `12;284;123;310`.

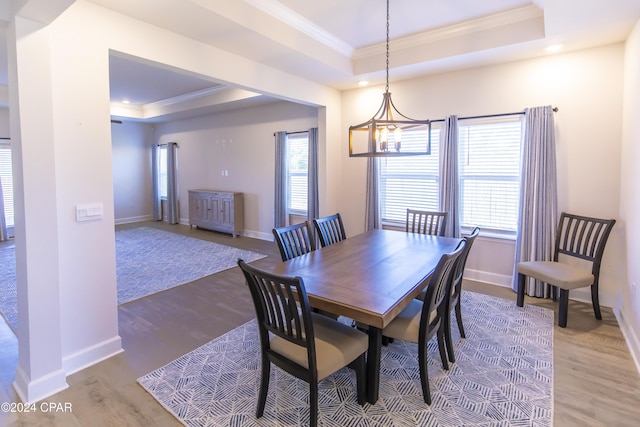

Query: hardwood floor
1;221;639;426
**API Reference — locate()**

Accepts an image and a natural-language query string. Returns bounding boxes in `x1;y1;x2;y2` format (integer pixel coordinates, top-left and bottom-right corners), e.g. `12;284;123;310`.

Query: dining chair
516;212;616;328
237;259;368;427
313;213;347;247
443;227;480;363
406;209;448;236
381;240;466;404
272;221;315;261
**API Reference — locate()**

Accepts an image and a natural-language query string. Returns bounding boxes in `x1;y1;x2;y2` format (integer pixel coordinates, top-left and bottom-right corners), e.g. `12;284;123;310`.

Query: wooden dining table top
257;228;461;329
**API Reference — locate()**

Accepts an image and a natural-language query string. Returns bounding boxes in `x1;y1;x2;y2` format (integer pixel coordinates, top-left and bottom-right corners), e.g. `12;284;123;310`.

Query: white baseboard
62;335;124;376
242;229;273;241
13;365;68;404
614;308;640;377
464;268;513;288
114;215;153;225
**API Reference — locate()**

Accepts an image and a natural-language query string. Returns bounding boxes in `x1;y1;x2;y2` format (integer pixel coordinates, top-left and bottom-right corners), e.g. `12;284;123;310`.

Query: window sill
382;222;516;242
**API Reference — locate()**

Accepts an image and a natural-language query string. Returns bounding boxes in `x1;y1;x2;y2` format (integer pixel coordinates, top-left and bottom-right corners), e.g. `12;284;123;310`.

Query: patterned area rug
115;227;265;305
138;292;554;426
0;227;266;333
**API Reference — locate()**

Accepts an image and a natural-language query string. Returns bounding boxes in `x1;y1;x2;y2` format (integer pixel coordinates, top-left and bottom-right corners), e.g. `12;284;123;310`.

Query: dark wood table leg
516;273;525;307
366;326;382;404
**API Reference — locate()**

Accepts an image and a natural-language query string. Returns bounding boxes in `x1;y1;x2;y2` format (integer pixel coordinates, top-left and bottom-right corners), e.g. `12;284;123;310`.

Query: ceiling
4;0;640;122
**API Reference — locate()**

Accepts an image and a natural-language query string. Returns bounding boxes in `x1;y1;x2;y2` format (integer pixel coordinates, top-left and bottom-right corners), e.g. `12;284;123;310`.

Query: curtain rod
430;107;558;123
273;130;309;136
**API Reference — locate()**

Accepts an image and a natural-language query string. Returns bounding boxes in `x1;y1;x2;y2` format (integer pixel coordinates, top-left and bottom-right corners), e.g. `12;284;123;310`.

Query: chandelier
348;0;431;157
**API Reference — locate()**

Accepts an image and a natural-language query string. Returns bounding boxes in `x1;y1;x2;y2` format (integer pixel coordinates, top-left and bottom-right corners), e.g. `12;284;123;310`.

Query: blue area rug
0;227;266;333
138;292;554;426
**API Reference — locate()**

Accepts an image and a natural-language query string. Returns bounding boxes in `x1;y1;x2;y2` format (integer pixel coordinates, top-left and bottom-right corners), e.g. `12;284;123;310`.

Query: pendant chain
385;0;390;94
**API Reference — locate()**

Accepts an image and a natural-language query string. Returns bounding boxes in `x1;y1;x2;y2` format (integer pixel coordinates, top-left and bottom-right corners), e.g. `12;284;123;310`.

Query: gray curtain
0;176;7;241
365;157;381;231
512;106;558;297
439;115;460;238
152;145;162;221
307;128;319;221
166;142;180;224
274;131;288;228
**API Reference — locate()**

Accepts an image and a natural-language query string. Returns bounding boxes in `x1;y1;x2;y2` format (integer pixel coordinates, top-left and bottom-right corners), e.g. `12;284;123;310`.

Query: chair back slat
554;212;615;261
313;213;347;247
406;209;448;236
555;213;615;270
273;221;315;261
451;227;480;292
420;240;466;331
239;260;312;348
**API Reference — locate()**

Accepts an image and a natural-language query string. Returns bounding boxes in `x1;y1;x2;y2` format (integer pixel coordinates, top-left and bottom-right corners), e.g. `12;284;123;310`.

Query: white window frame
458;116;523;237
379;127;441;228
378;116;523;238
158;145;168;200
0;142;14;231
286;132;309;216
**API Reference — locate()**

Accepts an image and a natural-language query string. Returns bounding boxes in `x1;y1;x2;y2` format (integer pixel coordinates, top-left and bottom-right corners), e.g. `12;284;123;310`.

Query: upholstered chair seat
271;312;368;380
517;261;594;290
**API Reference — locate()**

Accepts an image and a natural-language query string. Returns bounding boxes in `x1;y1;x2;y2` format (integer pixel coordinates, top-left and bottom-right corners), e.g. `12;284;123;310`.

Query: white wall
341;43;625;307
153;101;318;240
111;120;154;223
8;0;340;403
619;19;640;366
116;43;628;311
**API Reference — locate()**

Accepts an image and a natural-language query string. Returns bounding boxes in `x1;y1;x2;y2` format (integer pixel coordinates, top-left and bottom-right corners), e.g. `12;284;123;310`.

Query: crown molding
353;5;544;60
144;86;227;110
245;0;354;57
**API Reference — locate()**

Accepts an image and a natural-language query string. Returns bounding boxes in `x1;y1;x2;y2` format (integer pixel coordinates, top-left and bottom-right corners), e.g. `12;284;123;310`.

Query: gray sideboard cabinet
188;190;244;237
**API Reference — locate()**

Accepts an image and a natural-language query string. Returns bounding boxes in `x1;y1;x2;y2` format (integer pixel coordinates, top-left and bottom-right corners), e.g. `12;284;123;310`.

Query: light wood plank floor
1;221;639;426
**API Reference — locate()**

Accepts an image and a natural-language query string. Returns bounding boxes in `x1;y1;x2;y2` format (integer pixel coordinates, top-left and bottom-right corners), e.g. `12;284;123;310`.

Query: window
157;145;167;199
286;132;309;215
0;143;14;228
379;116;523;235
380;128;440;224
458;118;522;233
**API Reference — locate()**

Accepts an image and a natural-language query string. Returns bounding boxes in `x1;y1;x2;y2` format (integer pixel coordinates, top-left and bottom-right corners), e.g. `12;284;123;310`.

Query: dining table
255;228;461;404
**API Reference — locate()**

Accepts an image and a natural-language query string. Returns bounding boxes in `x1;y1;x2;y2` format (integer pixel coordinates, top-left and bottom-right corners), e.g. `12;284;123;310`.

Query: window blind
458;119;522;232
379;117;523;234
287;132;309;214
0;144;14;227
380;129;440;223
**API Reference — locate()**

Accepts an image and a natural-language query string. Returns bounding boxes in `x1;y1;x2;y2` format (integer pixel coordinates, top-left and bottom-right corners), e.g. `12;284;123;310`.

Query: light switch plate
76;203;103;222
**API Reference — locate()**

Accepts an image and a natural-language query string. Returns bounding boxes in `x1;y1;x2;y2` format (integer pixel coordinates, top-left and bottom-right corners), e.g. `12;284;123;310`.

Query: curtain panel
512;105;558;298
152;145;162;221
166;142;180;224
0;176;7;241
365;157;381;231
439;115;460;238
274;131;288;228
307;128;320;242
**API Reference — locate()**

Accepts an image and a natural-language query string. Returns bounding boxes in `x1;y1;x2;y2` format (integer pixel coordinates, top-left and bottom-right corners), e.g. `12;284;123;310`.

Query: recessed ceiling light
358;80;369;86
122;99;130;104
545;44;563;53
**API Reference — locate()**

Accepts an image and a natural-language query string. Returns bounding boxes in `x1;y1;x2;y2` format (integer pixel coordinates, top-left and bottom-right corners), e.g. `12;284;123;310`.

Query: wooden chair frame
238;260;366;426
443;227;479;363
517;212;616;327
382;240;465;404
272;221;315;261
406;209;448;236
313;213;347;247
